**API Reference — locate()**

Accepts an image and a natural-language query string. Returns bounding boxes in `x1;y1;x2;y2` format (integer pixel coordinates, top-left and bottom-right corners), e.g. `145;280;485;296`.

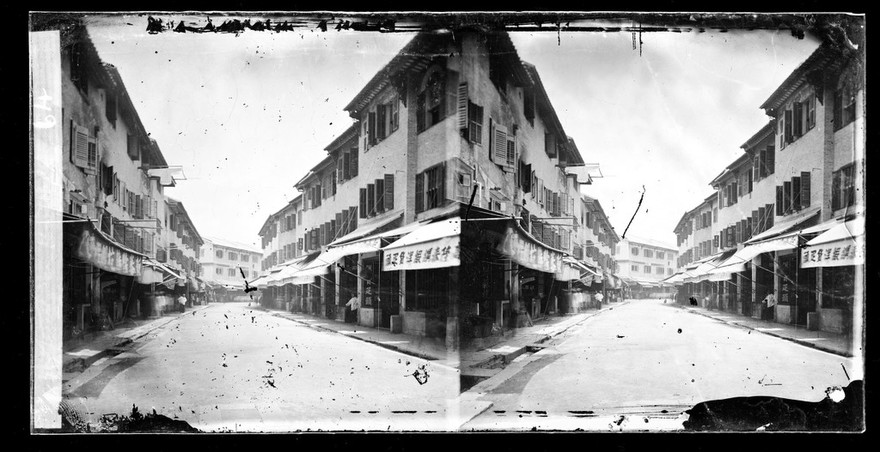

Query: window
105;90;117;127
631;247;639;256
834;80;857;131
241;269;249;278
215;268;223;275
668;268;673;275
467;101;483;144
241;254;249;263
644;265;651;273
228;252;237;261
656;267;664;275
631;265;639;272
656;251;664;259
228;268;237;277
416;163;446;213
832;164;856;211
822;266;854;309
70;42;89;95
417;68;446;133
523;87;535;126
644;249;654;258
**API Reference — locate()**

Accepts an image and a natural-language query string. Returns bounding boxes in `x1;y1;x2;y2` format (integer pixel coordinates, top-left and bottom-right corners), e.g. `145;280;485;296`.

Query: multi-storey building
669;40;864;347
255;29;615;349
615;236;678;297
200;236;262;301
48;19;195;340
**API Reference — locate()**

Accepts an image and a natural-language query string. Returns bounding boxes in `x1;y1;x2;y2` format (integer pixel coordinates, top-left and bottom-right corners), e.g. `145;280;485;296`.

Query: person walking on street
177;294;187;313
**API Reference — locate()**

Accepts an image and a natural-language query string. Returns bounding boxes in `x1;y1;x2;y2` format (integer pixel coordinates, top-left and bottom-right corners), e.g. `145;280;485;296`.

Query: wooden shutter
367;183;375;216
439;162;447;202
493;124;508;164
800;171;811;209
72;122;89;168
458;82;468;130
783;109;792;144
776;186;784;216
350;147;358;177
523;164;532;193
506;138;516;169
377;104;386;140
746;218;753;240
416;91;426;132
753;154;761;181
368;111;376;145
752;210;759;235
359;188;367;218
391;96;399;131
766;204;774;229
783;181;792;214
793;101;803;136
765;146;775;175
337;156;345;183
384;174;394;211
375;179;384;213
831;170;841;210
791;176;801;211
415;172;424;213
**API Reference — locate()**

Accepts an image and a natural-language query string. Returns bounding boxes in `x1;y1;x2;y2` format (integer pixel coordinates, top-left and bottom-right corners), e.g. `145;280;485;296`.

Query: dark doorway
795;266;817;326
379;270;399;329
324;272;336;319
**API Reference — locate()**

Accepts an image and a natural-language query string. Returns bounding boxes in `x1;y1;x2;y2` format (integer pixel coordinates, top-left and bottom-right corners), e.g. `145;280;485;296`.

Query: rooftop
621;235;678;252
203;236;263;254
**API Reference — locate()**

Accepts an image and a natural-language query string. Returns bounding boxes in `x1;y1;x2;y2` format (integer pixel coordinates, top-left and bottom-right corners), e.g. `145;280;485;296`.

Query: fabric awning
496;221;566;275
685;250;736;282
138;258;182;284
328;212;403;247
382;218;460;271
746;206;820;244
802;216;864;268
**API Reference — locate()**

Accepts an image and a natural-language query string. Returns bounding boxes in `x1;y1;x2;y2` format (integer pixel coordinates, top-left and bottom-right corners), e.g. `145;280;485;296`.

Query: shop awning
685;251;735;283
746;206;820;244
138;258;182;284
802;216;864;268
496;221;566;275
75;223;145;277
263;256;311;287
382;217;460;271
328;212;403;247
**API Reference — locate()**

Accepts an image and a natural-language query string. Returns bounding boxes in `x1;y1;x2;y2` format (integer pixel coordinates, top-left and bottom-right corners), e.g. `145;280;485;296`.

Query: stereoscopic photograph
29;11;865;433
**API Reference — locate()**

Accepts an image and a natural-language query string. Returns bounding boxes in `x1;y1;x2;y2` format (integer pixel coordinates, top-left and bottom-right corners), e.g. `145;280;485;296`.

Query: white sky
84;14;821;251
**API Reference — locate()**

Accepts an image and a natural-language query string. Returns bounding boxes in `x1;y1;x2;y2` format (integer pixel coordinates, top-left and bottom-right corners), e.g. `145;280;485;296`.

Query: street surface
62;302;459;432
461;299;861;431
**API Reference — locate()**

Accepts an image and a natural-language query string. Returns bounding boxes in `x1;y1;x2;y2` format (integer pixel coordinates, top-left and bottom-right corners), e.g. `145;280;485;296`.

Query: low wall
775;305;792;324
819;308;845;334
358;307;378;328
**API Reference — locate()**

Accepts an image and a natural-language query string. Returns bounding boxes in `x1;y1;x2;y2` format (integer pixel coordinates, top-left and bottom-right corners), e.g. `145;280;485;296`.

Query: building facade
49;19;202;342
200;236;262;301
255;29;620;350
669;40;865;347
615;236;678;297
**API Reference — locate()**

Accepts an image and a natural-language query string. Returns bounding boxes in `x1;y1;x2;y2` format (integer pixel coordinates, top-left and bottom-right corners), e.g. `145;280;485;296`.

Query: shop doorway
379;270;400;329
795;267;817;327
323;272;336;319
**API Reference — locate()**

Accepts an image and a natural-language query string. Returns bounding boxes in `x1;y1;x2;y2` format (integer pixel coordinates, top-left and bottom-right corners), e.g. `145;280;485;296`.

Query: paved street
62;302;460;432
461;299;861;431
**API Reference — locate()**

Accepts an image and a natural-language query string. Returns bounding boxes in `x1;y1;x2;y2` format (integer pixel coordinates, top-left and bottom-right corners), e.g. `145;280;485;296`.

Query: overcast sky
83;14;821;252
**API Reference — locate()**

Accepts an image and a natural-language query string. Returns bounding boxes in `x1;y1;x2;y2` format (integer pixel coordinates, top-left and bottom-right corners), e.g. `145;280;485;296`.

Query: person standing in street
177;294;187;313
345;291;360;323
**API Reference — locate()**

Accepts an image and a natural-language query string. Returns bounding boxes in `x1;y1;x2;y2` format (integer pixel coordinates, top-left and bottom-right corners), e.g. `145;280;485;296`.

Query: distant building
200;236;262;302
615;236;678;297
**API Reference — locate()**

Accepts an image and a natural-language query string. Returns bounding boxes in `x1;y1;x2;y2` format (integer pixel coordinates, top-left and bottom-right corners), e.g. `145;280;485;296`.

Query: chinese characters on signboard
382;236;459;271
801;240;865;268
76;229;143;276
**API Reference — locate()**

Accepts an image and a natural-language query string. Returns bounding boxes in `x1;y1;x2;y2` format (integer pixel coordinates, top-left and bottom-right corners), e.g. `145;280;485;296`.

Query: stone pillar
320;276;327;318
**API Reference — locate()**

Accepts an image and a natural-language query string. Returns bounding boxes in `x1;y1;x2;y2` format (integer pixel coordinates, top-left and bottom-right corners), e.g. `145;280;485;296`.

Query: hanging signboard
497;227;564;275
801;239;865;268
383;236;459;271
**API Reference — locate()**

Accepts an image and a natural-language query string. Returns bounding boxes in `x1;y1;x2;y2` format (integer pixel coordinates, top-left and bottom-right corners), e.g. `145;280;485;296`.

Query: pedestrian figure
689;296;698;306
177;294;187;313
595;292;605;304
